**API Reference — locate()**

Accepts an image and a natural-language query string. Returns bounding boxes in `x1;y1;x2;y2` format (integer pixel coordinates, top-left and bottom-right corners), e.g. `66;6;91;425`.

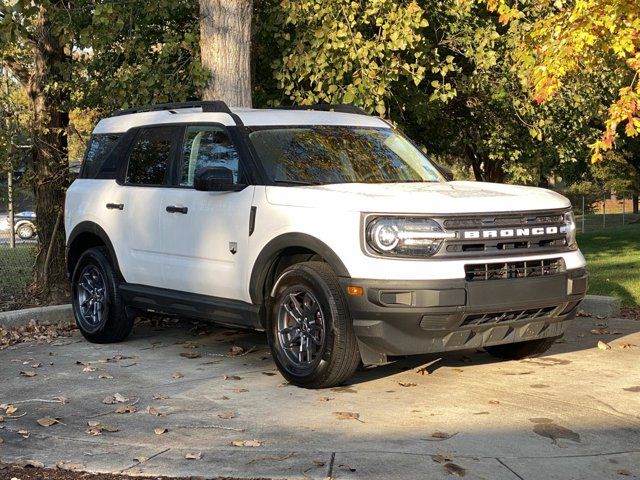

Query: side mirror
194;166;242;192
436;164;454;181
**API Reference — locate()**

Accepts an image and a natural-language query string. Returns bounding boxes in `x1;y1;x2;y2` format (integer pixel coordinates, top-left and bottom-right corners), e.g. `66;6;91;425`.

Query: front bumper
340;268;588;363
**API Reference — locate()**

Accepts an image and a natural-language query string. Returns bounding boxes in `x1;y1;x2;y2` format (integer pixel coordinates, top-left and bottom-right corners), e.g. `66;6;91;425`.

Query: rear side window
81;134;121;179
125;127;175;185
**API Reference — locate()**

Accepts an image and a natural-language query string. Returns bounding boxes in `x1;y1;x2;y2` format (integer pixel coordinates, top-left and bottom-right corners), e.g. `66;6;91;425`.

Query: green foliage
72;0;209;111
262;0;429;115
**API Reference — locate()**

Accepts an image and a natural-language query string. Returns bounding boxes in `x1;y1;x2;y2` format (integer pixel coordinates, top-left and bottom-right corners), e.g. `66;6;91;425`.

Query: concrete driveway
1;315;639;480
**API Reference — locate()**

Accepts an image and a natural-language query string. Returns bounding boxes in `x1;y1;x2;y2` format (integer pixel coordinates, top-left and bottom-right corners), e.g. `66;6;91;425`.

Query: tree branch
3;54;31;86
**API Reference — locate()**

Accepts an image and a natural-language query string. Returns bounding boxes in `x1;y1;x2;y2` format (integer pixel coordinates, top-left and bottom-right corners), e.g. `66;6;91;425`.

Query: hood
265;181;571;214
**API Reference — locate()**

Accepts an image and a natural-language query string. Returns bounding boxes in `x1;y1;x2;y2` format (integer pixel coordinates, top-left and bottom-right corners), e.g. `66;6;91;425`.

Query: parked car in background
14;211;37;239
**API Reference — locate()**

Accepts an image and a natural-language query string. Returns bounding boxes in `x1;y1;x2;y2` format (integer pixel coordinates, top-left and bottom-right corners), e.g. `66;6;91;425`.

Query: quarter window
179;126;240;187
81;134;121;178
125;127;175;185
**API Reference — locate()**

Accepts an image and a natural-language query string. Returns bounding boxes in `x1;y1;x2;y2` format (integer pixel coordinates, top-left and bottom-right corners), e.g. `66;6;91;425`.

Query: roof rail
111;100;234;117
276;104;371;116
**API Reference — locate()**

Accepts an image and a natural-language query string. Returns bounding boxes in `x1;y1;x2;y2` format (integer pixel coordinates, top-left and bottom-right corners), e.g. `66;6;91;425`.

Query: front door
161;124;255;302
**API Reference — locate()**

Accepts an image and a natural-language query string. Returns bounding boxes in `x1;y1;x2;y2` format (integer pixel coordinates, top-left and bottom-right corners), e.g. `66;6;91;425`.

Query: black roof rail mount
111;100;233;117
276;104;371;116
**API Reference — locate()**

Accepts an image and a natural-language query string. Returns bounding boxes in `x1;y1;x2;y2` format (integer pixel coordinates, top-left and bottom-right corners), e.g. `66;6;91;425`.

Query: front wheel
267;262;360;389
71;247;134;343
16;223;35;239
484;336;560;360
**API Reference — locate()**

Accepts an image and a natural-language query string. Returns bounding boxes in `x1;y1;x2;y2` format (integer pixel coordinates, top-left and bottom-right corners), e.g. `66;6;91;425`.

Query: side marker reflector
347;286;363;296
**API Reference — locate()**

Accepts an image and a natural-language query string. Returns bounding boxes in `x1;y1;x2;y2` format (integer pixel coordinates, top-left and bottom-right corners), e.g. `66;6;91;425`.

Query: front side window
179;125;240;187
125;127;175;185
81;134;121;178
248;126;443;185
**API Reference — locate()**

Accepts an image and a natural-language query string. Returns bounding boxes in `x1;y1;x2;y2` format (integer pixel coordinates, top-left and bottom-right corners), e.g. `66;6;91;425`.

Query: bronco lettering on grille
462;226;564;239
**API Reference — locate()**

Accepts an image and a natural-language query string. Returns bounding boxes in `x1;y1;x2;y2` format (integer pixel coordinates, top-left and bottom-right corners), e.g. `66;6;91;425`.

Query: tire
484;335;560;360
71;247;134;343
16;223;35;239
267;261;360;389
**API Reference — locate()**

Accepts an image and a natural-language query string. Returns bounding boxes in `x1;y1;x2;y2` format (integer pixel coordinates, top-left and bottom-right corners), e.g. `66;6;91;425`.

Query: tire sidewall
71;248;115;337
268;265;339;384
17;223;34;239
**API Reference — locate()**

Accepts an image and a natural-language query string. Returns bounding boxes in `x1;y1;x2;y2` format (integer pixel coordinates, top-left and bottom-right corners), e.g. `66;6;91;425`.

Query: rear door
160;124;255;301
116;126;182;287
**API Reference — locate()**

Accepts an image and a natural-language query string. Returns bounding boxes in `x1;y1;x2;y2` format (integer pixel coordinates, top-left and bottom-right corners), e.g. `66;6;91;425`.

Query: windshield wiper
273;179;319;186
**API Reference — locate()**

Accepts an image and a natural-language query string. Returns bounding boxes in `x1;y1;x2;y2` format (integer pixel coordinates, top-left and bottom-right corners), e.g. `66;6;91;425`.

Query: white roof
93;107;389;134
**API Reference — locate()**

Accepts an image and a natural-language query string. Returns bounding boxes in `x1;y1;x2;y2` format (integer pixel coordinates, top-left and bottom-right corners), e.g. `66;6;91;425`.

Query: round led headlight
366;216;454;257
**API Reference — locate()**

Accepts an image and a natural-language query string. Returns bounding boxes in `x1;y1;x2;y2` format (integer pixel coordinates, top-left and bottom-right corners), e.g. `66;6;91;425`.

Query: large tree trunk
199;0;253;107
27;4;71;297
633;192;639;215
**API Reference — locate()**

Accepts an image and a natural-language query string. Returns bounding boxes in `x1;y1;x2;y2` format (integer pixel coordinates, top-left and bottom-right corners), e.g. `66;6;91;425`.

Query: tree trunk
633;192;639;215
27;4;71;296
199;0;253;107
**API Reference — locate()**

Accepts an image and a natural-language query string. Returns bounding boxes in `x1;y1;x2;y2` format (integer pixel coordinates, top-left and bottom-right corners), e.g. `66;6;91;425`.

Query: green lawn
577;224;640;306
0;242;36;300
575;213;640;233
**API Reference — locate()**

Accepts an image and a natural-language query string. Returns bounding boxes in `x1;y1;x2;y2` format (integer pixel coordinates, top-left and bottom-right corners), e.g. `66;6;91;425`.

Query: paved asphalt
0;316;638;479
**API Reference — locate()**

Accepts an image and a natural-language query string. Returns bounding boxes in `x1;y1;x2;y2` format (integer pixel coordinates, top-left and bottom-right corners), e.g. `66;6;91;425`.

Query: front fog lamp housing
562;211;577;249
367;217;454;257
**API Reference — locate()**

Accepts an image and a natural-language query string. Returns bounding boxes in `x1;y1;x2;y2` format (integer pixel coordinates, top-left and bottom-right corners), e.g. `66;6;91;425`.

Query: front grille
435;210;569;258
465;258;565;281
462;306;558;326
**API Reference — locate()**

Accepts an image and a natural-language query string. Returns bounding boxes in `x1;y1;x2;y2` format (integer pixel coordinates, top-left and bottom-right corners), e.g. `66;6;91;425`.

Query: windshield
248;126;443;185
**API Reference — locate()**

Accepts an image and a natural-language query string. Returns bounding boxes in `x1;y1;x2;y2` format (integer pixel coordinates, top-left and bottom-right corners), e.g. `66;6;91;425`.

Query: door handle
106;203;124;210
166;205;188;214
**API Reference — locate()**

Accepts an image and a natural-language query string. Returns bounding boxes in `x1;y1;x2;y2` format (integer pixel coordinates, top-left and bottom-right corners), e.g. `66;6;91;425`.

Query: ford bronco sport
65;101;588;388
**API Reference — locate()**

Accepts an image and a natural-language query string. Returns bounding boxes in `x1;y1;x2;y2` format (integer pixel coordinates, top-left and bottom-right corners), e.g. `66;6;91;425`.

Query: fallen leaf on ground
617;469;631;476
333;412;363;422
318;397;334;402
18;430;30;438
224;375;242;380
619;343;636;349
172;371;183;379
153;394;170;400
228;345;246;356
185;452;202;460
99;373;113;379
115;405;137;414
598;341;612;351
154;427;168;435
20;370;37;377
31;363;42;368
232;388;248;393
5;406;17;414
82;366;97;372
37;417;60;427
218;411;235;419
261;371;276;376
590;329;610;335
85;422;119;436
133;456;147;463
489;400;500;405
444;462;466;477
432;452;454;464
56;462;84;471
416;366;430;375
431;431;455;439
180;352;201;359
232;440;262;447
398;381;417;387
147;405;164;416
16;460;44;468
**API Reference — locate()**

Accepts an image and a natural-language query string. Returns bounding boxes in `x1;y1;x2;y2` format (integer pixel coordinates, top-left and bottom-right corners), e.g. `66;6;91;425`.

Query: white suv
65;101;588;388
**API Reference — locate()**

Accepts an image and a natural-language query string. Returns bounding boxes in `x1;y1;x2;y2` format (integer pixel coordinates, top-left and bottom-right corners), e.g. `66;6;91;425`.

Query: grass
575;213;640;232
0;241;36;300
577;224;640;306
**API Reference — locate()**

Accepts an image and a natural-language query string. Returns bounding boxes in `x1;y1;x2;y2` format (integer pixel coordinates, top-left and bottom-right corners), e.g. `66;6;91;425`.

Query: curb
578;295;622;318
0;304;73;329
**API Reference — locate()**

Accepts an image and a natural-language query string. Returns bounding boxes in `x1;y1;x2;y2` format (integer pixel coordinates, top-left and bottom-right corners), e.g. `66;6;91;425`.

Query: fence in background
575;194;640;233
0;229;36;309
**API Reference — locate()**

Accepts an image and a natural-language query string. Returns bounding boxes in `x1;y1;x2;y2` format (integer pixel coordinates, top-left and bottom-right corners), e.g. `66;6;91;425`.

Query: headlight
562;211;577;249
366;217;454;257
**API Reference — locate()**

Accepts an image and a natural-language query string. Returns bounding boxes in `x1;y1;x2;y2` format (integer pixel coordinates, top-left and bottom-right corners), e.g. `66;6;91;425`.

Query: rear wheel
16;223;35;239
484;336;560;360
72;247;134;343
267;261;360;389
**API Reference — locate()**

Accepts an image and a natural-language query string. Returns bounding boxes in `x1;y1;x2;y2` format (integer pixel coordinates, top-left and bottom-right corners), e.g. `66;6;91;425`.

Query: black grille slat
465;258;564;282
462;306;557;326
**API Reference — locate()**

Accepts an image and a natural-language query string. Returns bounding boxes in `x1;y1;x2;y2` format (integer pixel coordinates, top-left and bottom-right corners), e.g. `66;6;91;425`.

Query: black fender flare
66;221;123;280
249;233;350;305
